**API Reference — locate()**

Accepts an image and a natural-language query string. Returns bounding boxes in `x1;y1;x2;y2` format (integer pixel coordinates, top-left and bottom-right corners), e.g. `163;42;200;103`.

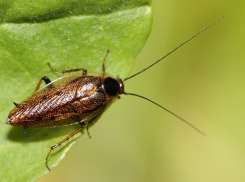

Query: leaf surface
0;0;152;181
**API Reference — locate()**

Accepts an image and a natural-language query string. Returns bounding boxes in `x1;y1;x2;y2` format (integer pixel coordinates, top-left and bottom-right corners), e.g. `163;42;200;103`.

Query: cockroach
6;17;223;171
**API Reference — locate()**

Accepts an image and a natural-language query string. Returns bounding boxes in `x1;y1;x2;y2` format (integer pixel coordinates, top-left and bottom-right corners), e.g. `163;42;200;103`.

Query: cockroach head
103;77;124;96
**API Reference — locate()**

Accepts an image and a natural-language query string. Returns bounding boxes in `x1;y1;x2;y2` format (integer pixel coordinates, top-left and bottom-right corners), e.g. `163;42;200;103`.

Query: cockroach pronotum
6;17;223;171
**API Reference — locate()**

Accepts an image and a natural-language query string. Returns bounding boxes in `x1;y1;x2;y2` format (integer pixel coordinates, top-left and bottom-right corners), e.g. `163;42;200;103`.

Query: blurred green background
37;1;245;182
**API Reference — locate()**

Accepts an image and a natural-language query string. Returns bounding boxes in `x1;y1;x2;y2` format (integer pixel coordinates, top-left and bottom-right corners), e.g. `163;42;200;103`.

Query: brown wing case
6;75;106;128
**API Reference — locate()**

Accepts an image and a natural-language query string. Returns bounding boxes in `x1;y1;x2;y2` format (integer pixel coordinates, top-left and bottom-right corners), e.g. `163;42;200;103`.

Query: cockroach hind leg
13;102;19;107
45;125;85;171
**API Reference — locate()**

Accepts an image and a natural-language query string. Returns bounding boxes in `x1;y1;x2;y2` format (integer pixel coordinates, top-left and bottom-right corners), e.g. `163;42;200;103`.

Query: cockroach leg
78;122;91;138
102;49;110;76
86;105;107;139
82;69;87;76
34;76;53;92
46;122;86;171
13;102;19;107
47;62;87;75
85;106;106;139
42;76;52;85
86;124;92;139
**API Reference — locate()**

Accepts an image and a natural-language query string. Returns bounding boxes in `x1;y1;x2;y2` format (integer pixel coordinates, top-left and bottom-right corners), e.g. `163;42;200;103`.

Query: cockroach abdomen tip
5;118;11;124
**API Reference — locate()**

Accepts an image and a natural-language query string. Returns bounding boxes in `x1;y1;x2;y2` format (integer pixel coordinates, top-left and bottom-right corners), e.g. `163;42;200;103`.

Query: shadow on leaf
7;124;84;143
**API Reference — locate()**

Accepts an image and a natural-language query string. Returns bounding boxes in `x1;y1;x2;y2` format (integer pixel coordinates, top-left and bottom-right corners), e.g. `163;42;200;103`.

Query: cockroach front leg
102;49;110;76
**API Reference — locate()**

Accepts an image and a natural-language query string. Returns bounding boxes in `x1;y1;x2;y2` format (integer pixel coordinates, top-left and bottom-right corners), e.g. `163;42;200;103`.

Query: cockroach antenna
123;92;206;136
122;17;224;82
122;17;225;136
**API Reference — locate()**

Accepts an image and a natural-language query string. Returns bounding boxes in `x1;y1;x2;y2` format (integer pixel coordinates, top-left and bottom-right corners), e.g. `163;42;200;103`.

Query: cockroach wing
6;74;110;128
33;72;101;96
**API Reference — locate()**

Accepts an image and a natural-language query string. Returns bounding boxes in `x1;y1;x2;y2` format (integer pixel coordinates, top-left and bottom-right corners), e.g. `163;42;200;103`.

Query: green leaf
0;1;152;181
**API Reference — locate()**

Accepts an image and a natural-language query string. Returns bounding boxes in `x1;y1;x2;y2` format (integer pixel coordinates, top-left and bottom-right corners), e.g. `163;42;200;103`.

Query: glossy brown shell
6;73;120;128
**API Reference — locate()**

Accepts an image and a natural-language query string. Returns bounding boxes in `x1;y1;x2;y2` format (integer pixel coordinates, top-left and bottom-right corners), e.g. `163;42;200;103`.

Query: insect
6;17;223;171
